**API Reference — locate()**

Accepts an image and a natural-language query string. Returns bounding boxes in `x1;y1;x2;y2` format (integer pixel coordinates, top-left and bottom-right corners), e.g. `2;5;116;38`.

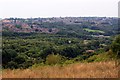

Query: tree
14;55;26;64
48;28;52;32
111;35;120;59
7;61;18;69
2;49;17;64
40;47;57;59
59;47;79;58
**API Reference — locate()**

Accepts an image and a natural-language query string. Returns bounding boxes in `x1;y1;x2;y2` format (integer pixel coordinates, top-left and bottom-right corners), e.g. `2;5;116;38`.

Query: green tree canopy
111;35;120;59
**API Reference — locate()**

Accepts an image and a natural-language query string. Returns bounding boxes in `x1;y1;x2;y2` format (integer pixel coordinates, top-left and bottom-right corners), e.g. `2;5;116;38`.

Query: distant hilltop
1;17;118;34
2;17;117;25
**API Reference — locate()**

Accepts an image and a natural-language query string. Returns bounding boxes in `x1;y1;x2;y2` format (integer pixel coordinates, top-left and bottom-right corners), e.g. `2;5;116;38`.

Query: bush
40;47;57;59
14;55;26;64
111;35;120;59
45;54;62;65
59;47;80;58
7;61;18;69
2;49;17;64
63;59;75;64
86;52;110;62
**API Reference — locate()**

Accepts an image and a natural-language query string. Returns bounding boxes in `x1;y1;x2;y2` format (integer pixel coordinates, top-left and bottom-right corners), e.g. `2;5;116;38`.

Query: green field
84;28;105;33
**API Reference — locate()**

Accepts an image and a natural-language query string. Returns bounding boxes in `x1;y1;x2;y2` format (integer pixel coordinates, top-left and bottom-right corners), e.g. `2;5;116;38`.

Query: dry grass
2;61;119;78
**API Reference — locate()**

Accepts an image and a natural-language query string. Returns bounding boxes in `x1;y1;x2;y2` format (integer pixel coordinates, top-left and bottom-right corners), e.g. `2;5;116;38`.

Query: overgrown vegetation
2;31;119;69
2;17;119;69
2;61;118;78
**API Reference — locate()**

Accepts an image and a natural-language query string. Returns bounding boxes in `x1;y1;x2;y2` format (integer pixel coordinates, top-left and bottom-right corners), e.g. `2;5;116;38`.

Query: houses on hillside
1;17;117;33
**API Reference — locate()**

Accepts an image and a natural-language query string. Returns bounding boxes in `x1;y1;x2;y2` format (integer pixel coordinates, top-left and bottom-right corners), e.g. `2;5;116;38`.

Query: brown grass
2;61;119;78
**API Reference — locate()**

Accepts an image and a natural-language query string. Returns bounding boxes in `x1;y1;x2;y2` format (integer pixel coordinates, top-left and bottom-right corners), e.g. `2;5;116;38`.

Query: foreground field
2;61;119;78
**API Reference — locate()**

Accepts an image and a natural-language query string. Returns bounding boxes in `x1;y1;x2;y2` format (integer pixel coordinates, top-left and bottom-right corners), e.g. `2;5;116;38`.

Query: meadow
2;61;118;78
83;28;105;33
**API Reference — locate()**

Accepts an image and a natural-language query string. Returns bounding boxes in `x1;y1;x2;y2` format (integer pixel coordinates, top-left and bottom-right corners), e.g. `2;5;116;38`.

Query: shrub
45;54;62;65
7;61;18;69
40;47;57;59
111;35;120;59
63;59;75;64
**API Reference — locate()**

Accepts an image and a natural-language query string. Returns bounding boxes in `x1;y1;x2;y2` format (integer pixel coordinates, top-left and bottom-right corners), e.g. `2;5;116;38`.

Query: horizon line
1;16;118;19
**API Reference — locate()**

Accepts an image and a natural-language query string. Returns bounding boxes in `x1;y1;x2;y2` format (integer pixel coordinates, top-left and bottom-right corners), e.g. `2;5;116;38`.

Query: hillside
2;17;118;36
2;61;118;78
1;17;120;78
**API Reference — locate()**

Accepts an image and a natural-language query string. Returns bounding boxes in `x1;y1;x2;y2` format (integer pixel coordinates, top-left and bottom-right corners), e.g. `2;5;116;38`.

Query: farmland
84;28;105;33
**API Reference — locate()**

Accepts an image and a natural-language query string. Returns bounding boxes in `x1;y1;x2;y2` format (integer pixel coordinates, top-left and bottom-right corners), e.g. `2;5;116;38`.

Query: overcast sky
0;0;119;18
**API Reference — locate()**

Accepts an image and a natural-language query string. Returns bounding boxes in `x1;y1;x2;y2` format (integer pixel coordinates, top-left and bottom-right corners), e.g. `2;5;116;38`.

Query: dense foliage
111;35;120;59
2;17;119;69
2;31;114;69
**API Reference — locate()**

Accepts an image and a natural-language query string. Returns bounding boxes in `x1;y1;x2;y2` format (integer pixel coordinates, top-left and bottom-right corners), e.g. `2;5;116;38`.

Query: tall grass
2;61;118;78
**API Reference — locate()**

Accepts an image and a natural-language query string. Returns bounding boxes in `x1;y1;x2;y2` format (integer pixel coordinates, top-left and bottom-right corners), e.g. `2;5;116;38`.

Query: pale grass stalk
2;61;118;78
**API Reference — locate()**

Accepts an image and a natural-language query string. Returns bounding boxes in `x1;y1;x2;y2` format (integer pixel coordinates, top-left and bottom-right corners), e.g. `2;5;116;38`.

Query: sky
0;0;119;18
